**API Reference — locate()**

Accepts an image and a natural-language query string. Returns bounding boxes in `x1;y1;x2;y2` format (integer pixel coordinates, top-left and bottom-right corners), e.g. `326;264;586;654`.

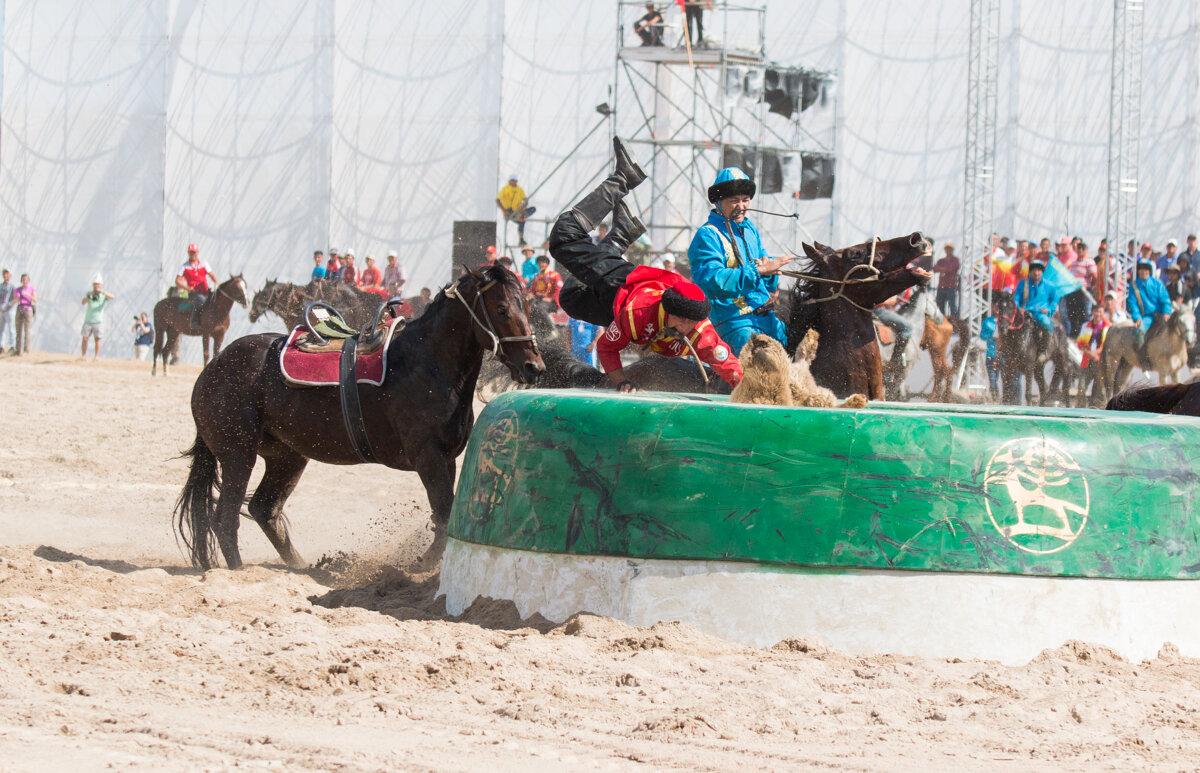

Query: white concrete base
439;538;1200;665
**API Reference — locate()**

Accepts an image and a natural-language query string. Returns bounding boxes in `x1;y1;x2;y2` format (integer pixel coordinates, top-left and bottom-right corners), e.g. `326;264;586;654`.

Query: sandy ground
3;352;1200;771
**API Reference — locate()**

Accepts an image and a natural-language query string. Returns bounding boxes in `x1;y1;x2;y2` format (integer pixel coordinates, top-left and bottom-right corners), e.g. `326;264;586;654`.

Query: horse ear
802;243;823;261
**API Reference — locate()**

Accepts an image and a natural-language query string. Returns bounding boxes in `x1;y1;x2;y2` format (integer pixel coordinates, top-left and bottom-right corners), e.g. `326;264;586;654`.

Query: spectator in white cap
341;249;357;284
1102;290;1129;325
383;250;406;294
496;173;536;247
80;274;114;360
660;252;676;273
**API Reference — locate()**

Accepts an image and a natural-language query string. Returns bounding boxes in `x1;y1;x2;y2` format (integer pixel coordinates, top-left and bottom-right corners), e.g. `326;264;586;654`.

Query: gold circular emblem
983;437;1090;555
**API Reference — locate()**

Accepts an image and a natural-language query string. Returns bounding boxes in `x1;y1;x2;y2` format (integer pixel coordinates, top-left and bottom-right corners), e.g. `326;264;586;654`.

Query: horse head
249;279;281;322
993;291;1032;345
460;265;545;384
223;274;249;309
801;232;932;309
1169;298;1198;347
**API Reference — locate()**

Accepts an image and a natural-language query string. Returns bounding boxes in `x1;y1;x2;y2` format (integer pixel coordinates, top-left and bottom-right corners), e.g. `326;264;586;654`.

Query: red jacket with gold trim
596;267;743;387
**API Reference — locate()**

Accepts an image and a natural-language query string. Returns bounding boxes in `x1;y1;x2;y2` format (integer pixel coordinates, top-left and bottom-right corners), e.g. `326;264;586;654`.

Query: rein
998;308;1026;332
780;236;883;313
444;276;537;361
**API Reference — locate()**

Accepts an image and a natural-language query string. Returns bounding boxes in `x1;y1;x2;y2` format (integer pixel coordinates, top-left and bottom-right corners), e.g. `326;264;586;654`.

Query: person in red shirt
175;242;217;307
596;268;742;390
325;249;342;280
341;251;357;284
528;255;563;307
550;136;741;391
358;255;383;289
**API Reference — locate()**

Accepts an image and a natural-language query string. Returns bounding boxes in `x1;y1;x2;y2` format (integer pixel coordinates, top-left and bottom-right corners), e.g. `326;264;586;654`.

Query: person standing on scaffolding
679;0;708;48
687;167;791;356
496;174;536;247
550;137;743;391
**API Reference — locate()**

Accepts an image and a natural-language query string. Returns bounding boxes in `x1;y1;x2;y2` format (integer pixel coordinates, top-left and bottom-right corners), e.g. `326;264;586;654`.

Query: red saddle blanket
278;317;404;387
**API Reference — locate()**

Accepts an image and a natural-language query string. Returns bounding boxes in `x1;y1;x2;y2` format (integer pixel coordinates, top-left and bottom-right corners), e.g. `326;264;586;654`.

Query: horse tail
173;434;220;568
1106;381;1192;414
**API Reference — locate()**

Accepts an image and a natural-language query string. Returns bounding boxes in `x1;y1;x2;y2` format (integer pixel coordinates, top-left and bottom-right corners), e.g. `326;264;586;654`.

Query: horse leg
1034;364;1050;406
246;444;309;569
212;330;226;360
211;451;255;570
203;335;211;366
162;332;174;376
152;326;163;375
410;449;456;570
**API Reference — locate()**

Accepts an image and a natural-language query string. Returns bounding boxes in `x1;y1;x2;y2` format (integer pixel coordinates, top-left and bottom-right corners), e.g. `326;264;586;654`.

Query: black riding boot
600;200;646;255
190;295;207;330
566;176;627;233
613;136;647;190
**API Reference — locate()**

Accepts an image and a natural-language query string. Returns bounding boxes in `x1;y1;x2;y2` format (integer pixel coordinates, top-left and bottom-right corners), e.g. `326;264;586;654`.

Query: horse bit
445;276;537;358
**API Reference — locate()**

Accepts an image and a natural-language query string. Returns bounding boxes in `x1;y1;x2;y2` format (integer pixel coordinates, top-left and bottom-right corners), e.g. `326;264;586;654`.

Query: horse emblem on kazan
463;408;521;535
982;437;1090;555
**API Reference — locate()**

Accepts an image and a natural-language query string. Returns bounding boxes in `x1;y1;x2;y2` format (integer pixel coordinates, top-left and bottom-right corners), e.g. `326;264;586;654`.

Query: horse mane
1107;380;1192;413
785;259;821;356
392;264;526;352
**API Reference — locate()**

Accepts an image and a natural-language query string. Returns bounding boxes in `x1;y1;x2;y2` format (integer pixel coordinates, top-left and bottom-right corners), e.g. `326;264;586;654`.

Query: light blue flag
1043;256;1083;298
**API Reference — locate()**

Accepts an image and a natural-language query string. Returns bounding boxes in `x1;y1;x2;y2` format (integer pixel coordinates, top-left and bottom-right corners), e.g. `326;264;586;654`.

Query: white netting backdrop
2;0;1197;356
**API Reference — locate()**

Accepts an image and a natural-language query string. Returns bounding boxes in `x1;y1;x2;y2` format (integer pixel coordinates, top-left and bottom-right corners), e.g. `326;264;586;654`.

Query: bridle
997;305;1027;332
779;236;884;313
217;277;248;307
252;282;284;318
444;273;537;360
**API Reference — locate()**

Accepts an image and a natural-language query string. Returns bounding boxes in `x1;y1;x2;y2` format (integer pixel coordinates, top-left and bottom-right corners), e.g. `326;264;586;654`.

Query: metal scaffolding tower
612;1;835;260
955;0;1001;393
1105;0;1144;300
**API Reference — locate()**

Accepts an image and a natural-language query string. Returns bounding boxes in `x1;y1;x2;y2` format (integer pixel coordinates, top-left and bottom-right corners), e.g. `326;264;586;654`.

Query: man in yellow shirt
496;174;536;247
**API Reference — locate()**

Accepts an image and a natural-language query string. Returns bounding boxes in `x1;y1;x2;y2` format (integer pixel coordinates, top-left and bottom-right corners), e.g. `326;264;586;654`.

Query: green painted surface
449;390;1200;579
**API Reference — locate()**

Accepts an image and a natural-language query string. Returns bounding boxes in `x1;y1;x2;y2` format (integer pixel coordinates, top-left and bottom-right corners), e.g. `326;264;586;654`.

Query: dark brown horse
1106;380;1200;414
174;265;543;570
152;275;249;375
784;233;933;399
249;279;384;332
248;279;307;329
993;291;1070;405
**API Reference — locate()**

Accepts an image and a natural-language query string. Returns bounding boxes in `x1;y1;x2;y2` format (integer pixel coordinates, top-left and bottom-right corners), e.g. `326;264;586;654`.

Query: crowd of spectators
311;247;410;300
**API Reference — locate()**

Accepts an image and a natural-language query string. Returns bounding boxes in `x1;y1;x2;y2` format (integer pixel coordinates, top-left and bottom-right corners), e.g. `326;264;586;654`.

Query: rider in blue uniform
687;168;791;356
1013;256;1059;355
1126;256;1173;347
1014;257;1058;332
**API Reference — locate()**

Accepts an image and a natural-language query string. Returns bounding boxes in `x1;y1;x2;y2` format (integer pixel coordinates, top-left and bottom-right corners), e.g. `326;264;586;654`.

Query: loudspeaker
452;220;496;272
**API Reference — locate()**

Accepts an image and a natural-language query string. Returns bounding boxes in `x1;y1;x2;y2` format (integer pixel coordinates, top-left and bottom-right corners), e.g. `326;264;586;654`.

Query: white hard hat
344;248;355;257
387;250;398;258
92;274;103;284
508;173;518;181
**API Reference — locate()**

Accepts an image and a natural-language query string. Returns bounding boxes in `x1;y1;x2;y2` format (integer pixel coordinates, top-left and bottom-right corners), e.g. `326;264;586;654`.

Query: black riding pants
549;211;634;327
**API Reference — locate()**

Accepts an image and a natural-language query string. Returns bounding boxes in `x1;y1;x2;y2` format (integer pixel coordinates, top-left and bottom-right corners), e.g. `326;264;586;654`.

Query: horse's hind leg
212;451;255;570
247;443;309;569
